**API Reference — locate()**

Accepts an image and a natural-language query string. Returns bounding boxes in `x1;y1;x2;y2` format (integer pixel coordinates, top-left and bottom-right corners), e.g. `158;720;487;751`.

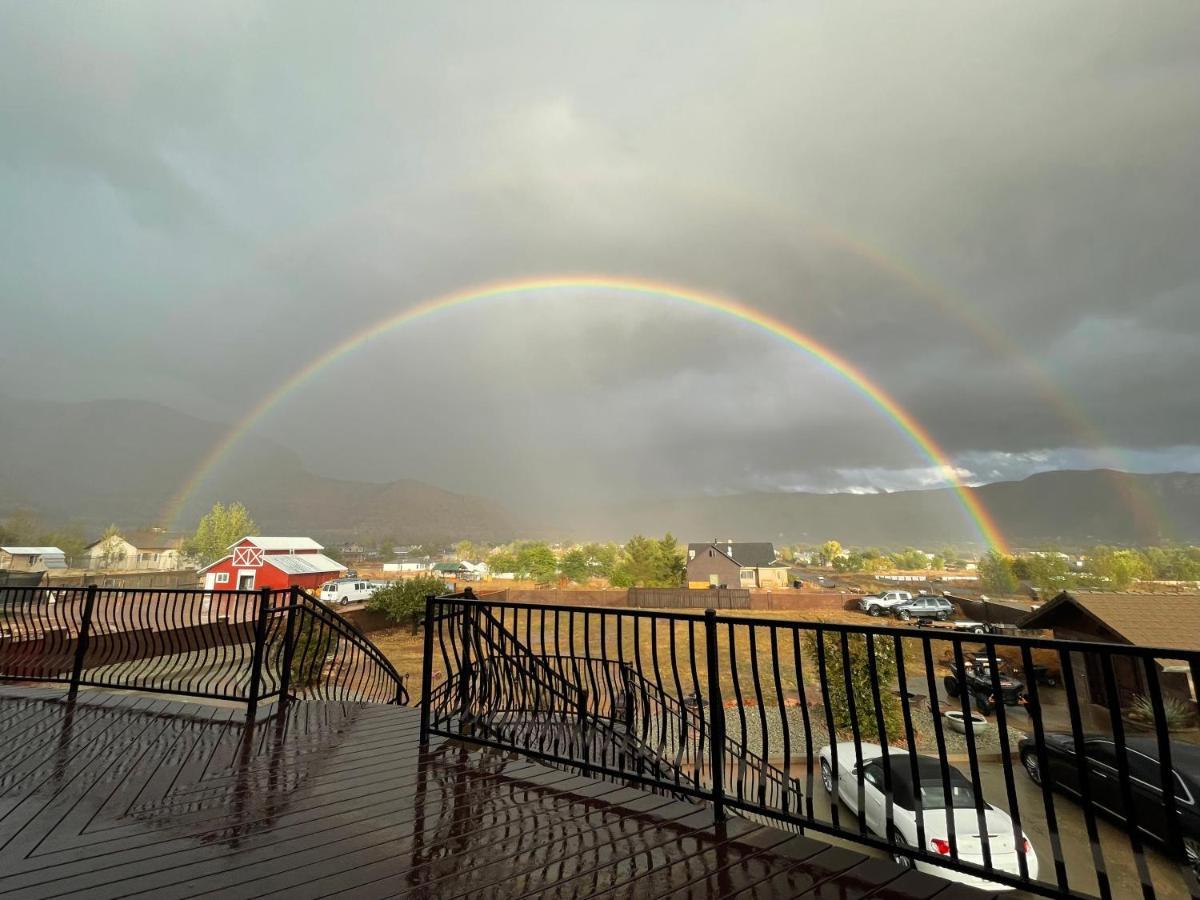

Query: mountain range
1;396;1197;549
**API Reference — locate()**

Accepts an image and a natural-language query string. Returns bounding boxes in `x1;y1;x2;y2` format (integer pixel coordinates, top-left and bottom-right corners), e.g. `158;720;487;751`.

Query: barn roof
230;536;324;552
1;547;65;556
265;554;346;575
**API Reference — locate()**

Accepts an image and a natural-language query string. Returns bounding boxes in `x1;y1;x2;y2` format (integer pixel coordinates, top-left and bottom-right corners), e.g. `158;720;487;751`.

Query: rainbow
163;276;1010;552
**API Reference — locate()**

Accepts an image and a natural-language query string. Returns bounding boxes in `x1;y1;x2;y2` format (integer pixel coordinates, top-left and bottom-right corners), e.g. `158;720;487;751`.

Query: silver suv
891;595;953;621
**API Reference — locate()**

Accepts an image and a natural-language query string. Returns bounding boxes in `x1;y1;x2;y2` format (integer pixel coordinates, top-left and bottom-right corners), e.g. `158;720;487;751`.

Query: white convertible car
819;742;1037;891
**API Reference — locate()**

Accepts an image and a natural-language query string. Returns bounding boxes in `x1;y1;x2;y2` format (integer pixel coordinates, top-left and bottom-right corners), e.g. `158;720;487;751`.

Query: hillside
563;470;1200;549
2;396;1197;549
0;396;516;542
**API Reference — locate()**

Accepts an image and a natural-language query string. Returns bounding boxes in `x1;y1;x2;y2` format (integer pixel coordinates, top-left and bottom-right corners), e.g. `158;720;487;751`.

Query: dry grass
363;606;1057;707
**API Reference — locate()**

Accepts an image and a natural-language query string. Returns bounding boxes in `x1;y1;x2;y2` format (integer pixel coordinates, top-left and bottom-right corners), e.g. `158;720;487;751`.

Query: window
1085;740;1117;767
214;572;229;584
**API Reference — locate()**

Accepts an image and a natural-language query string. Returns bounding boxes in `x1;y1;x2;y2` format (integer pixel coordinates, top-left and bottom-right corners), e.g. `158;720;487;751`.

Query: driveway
789;755;1194;899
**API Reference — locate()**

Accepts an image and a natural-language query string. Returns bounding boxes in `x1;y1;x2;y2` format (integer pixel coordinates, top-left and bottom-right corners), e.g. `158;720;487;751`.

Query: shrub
368;575;448;634
802;627;904;742
1125;694;1195;732
288;615;339;691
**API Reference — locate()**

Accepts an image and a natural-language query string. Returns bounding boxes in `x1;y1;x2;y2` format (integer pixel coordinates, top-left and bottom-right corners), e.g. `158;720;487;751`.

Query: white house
82;529;187;571
382;558;433;573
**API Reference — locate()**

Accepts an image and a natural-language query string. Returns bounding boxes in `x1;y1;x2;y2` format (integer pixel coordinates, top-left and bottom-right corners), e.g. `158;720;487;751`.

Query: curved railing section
0;585;407;715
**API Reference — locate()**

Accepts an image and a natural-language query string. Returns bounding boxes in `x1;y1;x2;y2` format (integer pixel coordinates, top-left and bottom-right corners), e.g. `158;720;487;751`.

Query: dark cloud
3;2;1199;508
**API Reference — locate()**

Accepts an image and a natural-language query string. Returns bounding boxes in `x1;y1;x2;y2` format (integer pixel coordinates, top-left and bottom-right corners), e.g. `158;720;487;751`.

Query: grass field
368;606;1058;712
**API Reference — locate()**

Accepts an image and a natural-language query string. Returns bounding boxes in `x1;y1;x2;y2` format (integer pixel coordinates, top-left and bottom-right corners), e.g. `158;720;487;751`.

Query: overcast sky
3;3;1199;513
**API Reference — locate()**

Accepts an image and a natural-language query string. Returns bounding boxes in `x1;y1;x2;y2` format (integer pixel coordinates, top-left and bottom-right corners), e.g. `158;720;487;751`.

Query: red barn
199;536;347;592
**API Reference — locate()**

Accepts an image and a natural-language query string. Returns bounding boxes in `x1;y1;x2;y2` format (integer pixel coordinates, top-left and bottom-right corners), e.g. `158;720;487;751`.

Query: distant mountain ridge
0;396;516;542
568;469;1200;549
1;396;1196;548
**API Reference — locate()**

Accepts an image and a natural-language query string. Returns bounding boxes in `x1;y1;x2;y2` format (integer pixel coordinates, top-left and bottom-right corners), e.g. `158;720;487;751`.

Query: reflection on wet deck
0;686;993;898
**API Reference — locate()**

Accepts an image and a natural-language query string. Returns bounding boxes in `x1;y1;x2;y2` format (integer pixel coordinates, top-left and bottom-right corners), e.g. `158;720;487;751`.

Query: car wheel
821;759;834;794
1021;751;1042;785
340;596;350;606
890;831;913;870
1045;676;1058;688
943;676;959;698
1184;836;1199;877
898;610;912;621
971;626;986;634
867;605;882;617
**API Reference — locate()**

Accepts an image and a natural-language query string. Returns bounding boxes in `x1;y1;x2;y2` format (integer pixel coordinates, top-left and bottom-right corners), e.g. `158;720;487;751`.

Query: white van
319;578;382;607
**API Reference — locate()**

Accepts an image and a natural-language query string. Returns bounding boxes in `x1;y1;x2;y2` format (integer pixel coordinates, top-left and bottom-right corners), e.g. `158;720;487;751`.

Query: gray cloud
3;2;1199;510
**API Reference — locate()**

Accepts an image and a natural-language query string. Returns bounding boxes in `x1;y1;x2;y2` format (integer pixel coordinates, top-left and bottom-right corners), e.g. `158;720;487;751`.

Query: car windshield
919;779;980;809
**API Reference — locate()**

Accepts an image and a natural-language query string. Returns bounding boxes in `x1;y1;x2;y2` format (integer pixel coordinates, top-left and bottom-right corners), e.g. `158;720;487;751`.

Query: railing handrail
431;594;1200;661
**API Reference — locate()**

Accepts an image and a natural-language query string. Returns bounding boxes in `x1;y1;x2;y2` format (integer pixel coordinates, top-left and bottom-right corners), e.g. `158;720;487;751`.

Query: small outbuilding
0;546;68;572
199;536;346;592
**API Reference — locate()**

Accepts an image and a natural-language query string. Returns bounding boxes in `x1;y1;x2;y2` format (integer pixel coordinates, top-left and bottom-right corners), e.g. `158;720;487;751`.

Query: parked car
319;578;383;607
819;742;1037;890
892;595;954;621
944;654;1025;713
1019;733;1200;875
858;590;913;616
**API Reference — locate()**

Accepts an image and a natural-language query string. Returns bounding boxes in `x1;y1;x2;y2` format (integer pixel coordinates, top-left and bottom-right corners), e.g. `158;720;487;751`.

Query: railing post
578;688;590;770
276;585;299;708
704;608;727;823
418;595;436;745
620;663;635;734
245;587;272;723
458;601;473;726
68;584;97;697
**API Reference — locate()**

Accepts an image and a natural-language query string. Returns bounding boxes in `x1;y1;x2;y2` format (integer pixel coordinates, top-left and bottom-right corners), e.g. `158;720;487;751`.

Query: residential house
82;529;187;571
1020;591;1200;725
685;541;788;589
199;536;347;591
383;558;433;573
0;546;67;572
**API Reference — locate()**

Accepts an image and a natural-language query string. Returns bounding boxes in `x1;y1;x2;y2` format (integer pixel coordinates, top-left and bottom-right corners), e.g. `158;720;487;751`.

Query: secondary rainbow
163;276;1010;553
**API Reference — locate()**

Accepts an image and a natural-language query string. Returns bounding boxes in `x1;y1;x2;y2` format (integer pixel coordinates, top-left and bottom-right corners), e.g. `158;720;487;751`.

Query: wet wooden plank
0;687;977;900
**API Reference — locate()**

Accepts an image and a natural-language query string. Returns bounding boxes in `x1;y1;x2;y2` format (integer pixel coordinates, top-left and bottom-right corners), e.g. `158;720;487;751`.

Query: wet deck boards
0;685;994;898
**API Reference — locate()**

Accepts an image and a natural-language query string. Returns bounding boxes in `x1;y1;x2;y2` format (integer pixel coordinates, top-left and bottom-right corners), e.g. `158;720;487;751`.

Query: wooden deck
0;685;995;899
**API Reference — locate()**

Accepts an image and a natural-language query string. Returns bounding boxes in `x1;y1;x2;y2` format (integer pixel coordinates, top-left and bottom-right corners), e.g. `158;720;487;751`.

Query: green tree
978;550;1018;595
488;546;520;575
454;540;477;561
819;540;843;566
1083;546;1151;590
181;502;258;567
367;574;447;633
802;628;903;741
582;542;619;578
559;548;590;583
515;542;558;583
611;534;684;587
97;523;124;567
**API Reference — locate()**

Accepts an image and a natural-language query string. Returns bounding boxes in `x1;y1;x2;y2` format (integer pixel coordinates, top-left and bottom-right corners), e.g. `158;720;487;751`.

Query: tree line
978;544;1200;595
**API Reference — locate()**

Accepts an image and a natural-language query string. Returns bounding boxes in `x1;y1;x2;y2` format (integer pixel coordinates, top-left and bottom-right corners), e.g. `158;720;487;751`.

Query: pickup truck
858;590;913;617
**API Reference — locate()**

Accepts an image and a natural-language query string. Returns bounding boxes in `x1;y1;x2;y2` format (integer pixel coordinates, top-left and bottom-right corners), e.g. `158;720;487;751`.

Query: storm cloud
3;2;1199;513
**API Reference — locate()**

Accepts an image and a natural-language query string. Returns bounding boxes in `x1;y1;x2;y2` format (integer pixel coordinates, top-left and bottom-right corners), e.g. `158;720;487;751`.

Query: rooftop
1021;590;1200;651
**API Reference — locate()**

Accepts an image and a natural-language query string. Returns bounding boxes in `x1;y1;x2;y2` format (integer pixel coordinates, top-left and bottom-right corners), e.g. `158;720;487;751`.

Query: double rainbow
163;276;1009;553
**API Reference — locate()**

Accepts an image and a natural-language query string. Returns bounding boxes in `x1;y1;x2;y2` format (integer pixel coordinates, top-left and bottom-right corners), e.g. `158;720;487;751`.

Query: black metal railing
0;585;408;716
419;592;1200;900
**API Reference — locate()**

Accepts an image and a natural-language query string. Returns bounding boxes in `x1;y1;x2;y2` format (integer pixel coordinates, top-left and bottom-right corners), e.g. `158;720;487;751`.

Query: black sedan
1019;733;1200;874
